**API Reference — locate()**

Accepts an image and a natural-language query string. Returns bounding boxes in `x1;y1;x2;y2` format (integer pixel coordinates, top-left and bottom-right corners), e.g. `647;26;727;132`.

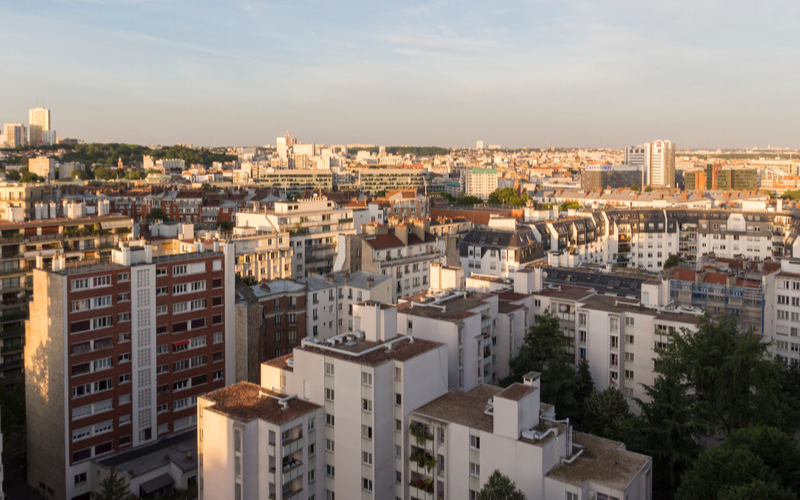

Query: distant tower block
476;140;484;150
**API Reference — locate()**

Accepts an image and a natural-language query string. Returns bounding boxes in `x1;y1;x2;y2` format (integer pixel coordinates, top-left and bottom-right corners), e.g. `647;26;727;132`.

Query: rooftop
397;291;493;322
414;385;503;433
297;335;444;367
202;382;319;425
546;432;651;491
298;270;390;291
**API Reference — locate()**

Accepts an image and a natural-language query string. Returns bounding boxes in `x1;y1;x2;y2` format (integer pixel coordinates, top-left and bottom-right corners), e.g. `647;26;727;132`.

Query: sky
1;0;798;149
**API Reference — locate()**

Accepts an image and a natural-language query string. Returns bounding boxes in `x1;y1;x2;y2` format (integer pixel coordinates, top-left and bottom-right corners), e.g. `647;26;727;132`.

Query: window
395;367;402;381
326;464;335;477
362;451;373;465
118;312;130;322
93;357;113;371
396;419;402;431
118;374;131;384
362;478;373;492
156;267;167;277
362;425;372;439
156;305;168;315
74;472;87;486
470;435;480;450
213;332;223;344
326;439;335;452
325;362;334;376
157;345;169;355
362;398;373;412
469;462;480;477
325;388;335;401
625;370;634;380
395;470;402;483
326;413;335;427
395;393;402;406
156;286;168;296
118;272;129;282
361;371;372;386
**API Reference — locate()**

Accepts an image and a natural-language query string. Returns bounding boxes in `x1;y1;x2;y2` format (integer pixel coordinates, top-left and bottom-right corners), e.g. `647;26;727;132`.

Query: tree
219;221;234;231
582;387;635;442
559;201;581;211
663;253;684;269
644;185;653;192
676;426;800;500
20;171;43;183
573;359;594;428
635;358;705;492
477;470;525;500
630;183;640;191
657;314;794;436
97;468;135;500
487;187;529;207
146;208;170;222
71;169;91;180
240;275;258;286
505;311;580;419
4;169;20;181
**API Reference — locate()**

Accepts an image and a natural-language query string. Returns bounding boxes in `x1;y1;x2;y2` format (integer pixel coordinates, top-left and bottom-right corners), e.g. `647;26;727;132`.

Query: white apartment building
462;168;498;200
2;123;27;148
198;383;322;500
765;259;800;365
236;195;355;277
397;289;499;390
29;107;51;145
459;219;545;278
298;271;392;339
410;372;652;500
259;302;451;500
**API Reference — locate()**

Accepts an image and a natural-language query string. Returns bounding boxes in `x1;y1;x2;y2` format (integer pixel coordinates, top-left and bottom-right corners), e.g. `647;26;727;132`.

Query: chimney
36;252;44;270
325;273;334;283
366;276;374;287
344;273;350;283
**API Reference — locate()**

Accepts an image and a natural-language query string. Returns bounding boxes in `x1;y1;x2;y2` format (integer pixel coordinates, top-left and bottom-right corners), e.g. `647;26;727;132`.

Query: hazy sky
1;0;798;149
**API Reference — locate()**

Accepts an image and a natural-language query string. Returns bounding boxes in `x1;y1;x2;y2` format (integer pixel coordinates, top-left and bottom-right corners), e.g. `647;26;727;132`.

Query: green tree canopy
630;183;640;191
505;311;580;419
97;468;135;500
559;201;581;211
487;187;529;206
676;426;800;500
582;387;635;442
657;314;795;436
146;208;170;222
71;169;91;180
477;470;525;500
644;185;654;192
664;254;684;269
573;359;594;429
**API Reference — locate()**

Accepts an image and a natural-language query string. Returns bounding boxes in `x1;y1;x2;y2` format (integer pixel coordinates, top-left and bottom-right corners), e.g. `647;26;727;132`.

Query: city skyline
1;1;799;149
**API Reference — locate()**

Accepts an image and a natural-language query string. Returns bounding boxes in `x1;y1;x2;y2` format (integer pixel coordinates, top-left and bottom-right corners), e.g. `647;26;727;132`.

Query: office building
625;140;675;188
580;164;643;190
358;168;428;195
26;240;235;500
29;107;51;146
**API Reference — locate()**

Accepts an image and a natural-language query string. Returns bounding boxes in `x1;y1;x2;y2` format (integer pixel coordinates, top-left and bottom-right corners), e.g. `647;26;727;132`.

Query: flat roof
397;291;492;322
202;382;319;425
296;335;444;367
545;432;651;491
414;385;503;433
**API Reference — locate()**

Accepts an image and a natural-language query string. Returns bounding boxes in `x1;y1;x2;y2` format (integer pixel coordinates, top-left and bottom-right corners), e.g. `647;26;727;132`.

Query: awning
139;473;174;495
100;220;132;229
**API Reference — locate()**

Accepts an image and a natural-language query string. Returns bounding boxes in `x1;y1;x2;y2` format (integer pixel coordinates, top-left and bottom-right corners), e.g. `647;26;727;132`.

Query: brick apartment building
25;240;235;500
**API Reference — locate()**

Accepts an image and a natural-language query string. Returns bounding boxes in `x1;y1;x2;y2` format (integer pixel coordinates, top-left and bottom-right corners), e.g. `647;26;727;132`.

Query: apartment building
335;223;446;303
256;170;333;191
373;189;429;221
26;240;235;500
235;279;307;383
0;183;51;221
237;195;356;277
0;211;133;386
459;219;545;278
765;258;800;365
397;288;499;390
28;157;57;181
198;382;322;500
259;302;450;500
410;372;652;500
298;270;392;339
462;168;498;200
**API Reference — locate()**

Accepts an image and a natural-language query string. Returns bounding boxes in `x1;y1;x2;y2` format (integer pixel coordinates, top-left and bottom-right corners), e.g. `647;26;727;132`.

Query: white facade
29;107;51;145
462;168;498;200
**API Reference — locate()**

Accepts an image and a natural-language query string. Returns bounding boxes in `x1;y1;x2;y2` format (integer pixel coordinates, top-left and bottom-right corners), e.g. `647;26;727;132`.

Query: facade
358;168;428;194
29;156;56;180
298;271;392;339
0;212;133;386
335;223;448;303
462;168;498;200
25;241;235;500
374;190;429;221
0;183;51;221
625;141;675;188
256;170;333;191
397;289;500;390
459;222;545;278
234;279;307;383
197;383;322;500
411;373;652;500
580;164;643;190
28;107;51;146
259;302;451;500
2;123;27;148
236;196;356;277
767;259;800;365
